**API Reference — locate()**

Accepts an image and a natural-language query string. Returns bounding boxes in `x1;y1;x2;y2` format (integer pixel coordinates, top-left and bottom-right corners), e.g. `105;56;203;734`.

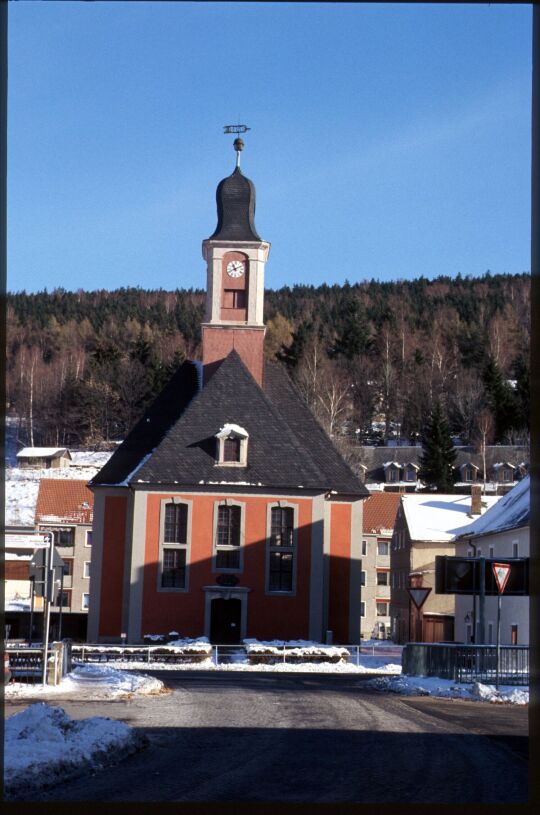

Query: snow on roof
456;476;530;539
17;447;70;458
492;461;515;469
401;493;501;542
216;423;249;439
382;461;401;469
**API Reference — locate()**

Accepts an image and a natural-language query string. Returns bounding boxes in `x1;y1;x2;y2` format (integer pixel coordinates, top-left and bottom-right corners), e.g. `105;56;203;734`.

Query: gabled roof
401;493;501;543
35;479;94;525
91;351;367;497
17;447;71;459
456;476;529;539
362;492;401;534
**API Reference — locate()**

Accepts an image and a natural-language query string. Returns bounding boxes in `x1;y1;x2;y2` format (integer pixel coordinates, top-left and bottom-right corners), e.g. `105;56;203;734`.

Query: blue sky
8;2;532;293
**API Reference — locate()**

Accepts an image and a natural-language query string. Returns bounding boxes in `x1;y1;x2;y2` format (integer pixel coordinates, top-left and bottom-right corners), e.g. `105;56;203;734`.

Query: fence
71;642;402;667
402;643;529;685
6;641;72;685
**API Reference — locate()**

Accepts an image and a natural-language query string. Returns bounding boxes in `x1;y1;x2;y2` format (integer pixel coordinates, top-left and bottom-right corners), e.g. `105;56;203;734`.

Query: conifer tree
419;402;457;491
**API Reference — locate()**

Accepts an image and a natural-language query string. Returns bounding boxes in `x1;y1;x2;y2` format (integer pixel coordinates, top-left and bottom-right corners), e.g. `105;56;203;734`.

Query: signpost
492;562;512;689
406;587;431;642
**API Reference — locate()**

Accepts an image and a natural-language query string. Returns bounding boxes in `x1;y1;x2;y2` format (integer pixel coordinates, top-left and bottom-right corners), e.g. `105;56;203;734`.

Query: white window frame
376;601;388;617
81;593;90;610
215;430;249;467
83;561;91;579
376;570;389;586
377;541;389;556
213;499;245;574
158;498;192;592
265;501;298;595
85;530;93;547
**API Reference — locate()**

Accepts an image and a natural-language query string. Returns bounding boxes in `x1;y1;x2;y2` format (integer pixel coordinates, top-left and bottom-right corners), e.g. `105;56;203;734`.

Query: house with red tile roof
361;492;401;639
35;479;94;641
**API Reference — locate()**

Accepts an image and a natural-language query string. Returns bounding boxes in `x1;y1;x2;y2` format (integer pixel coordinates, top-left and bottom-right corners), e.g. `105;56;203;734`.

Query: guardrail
6;641;72;685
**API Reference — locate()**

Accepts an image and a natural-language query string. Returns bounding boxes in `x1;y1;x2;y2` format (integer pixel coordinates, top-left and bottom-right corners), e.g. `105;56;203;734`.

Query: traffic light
435;556;529;596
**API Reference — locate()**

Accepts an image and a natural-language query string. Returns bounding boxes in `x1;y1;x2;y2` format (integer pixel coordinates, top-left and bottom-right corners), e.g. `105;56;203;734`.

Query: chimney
471;484;482;516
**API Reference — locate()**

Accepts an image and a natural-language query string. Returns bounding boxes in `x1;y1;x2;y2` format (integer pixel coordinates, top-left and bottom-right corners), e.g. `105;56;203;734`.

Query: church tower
201;136;270;386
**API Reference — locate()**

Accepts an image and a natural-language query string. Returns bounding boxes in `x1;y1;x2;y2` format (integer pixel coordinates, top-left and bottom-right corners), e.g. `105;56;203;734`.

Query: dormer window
215;423;249;467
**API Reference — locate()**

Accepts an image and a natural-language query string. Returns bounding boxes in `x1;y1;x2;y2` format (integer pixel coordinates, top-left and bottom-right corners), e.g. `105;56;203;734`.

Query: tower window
223;289;246;309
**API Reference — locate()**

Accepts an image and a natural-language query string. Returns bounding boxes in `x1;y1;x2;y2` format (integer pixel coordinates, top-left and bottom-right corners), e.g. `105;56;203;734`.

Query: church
87;137;368;645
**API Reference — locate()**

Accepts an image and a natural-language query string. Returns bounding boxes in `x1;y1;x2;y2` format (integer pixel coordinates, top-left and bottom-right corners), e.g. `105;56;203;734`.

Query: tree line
6;272;530;451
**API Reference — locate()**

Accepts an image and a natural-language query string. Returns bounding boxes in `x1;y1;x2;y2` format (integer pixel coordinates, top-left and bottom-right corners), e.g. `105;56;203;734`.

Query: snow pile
166;637;212;653
364;674;529;704
4;702;146;799
6;664;164;700
4;475;41;526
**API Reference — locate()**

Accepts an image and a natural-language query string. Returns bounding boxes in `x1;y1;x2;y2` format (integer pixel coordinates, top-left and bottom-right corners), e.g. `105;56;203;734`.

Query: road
6;672;528;803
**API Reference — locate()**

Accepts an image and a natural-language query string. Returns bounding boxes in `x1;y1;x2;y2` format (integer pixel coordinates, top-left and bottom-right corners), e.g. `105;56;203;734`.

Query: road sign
492;562;512;594
407;587;431;609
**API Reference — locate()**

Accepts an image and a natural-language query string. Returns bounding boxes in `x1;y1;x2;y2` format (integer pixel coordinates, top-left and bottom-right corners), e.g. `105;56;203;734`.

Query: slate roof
208;167;261;242
347;444;529;482
90;351;367;497
35;479;94;525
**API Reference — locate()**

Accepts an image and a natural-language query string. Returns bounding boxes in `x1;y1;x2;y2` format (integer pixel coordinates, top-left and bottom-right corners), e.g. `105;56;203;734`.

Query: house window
376;602;388;616
388;469;397;482
360;570;366;586
503;468;511;482
85;530;93;547
268;505;296;592
82;593;90;610
405;469;414;482
512;542;519;558
223;437;241;462
159;500;191;591
360;602;365;617
83;561;91;579
377;571;388;586
216;505;241;570
55;528;74;547
489;546;494;559
56;590;71;608
377;541;389;556
62;558;74;577
362;540;367;556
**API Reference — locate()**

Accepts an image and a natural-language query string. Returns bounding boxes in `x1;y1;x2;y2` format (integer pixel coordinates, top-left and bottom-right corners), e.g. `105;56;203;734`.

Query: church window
159;499;191;591
267;504;297;593
215;504;242;570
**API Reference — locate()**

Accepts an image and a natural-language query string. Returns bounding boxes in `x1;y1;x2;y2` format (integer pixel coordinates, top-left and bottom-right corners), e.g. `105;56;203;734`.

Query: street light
41;532;54;686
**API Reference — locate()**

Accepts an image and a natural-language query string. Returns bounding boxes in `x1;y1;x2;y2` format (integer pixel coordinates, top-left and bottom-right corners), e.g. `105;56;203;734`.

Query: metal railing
402;642;529;686
71;642;403;667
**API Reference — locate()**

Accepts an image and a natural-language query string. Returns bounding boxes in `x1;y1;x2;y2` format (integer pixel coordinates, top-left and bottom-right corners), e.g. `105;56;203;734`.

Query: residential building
454;476;529;645
361;492;401;639
35;479;94;641
390;490;500;643
4;527;48;639
87;141;368;645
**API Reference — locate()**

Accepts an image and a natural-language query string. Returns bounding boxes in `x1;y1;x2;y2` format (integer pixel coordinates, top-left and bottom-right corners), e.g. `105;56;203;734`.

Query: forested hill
7;272;530;450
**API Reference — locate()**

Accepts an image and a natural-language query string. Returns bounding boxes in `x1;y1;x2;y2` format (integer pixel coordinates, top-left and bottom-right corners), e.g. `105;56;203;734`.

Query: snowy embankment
364;674;529;705
5;663;164;700
4;665;162;798
4;703;146;799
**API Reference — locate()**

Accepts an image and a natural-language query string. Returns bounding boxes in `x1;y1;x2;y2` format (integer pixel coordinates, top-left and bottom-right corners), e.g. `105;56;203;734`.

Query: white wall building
454;476;529;646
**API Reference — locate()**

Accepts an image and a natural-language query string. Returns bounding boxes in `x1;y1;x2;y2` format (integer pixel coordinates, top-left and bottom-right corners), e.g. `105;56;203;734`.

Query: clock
226;260;245;278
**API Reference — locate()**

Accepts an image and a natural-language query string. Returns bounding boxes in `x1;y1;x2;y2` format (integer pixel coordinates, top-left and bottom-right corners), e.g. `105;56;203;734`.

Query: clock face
226;260;245;278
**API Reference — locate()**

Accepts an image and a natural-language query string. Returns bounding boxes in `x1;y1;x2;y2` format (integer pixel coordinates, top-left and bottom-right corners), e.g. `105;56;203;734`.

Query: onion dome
208;166;261;241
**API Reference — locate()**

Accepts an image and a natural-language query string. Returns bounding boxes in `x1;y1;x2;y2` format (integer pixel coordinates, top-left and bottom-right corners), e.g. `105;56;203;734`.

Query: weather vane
223;124;251;168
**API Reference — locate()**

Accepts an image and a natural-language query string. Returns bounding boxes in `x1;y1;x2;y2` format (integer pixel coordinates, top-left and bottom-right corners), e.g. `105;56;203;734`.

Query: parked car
4;652;11;684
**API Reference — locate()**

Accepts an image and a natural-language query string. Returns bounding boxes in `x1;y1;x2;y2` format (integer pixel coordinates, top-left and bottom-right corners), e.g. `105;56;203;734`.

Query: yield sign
407;587;431;609
492;562;511;594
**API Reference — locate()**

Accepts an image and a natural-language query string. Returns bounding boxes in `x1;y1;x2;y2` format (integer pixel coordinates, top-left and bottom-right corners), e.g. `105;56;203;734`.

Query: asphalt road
6;672;528;803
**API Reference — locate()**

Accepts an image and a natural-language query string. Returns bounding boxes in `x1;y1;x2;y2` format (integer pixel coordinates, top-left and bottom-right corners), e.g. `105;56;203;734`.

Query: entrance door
210;598;242;644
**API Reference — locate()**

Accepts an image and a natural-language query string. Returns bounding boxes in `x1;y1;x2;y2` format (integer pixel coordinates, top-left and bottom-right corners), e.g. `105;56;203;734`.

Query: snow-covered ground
4;702;146;799
5;656;527;799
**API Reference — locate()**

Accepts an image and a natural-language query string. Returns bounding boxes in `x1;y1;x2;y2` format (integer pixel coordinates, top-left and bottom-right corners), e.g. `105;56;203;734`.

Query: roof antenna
223;124;251;168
